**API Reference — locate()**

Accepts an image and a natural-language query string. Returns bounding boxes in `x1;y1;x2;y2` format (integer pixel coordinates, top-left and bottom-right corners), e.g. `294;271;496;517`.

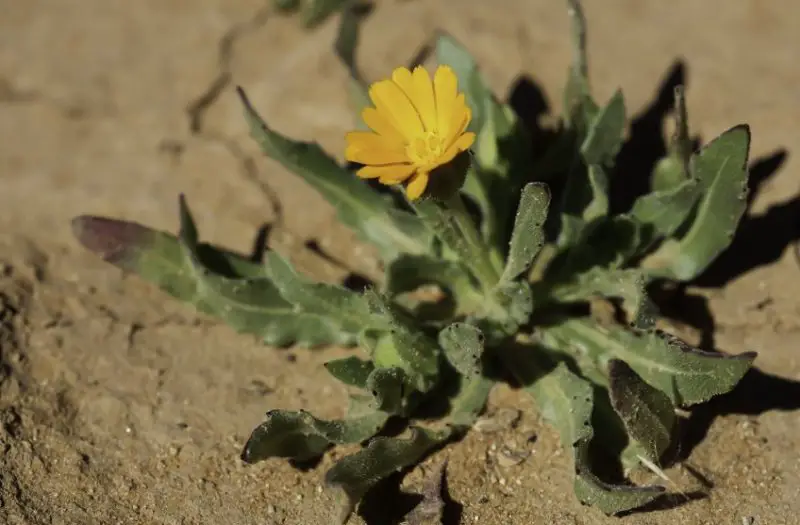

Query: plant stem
443;193;502;291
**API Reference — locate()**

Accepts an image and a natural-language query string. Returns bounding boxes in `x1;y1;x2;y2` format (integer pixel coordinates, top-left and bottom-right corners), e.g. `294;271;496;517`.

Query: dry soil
1;1;799;524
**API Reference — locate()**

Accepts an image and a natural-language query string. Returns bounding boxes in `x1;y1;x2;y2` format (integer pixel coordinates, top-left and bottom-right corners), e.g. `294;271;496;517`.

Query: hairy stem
443;193;503;291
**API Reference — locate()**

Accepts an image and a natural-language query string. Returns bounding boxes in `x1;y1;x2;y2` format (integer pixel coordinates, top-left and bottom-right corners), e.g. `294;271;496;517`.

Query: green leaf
608;360;676;462
366;366;412;415
501;348;663;514
334;1;372;126
241;407;389;464
516;357;594;449
412;195;502;289
438;323;485;377
563;0;598;131
435;33;527;265
555;215;641;277
263;249;374;334
324;356;375;389
325;426;450;524
557;164;610;248
641;125;752;280
582;164;611;221
384;254;483;311
72;197;364;348
573;438;665;515
436;323;493;428
651;85;692;192
237;87;432;262
629;177;702;250
476;281;533;342
363;290;441;392
502;183;551;282
448;373;493;429
546;318;756;405
548;268;656;328
580;89;626;167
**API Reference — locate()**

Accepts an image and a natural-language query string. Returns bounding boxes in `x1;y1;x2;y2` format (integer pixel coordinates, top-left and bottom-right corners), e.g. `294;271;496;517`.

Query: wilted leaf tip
71;215;154;267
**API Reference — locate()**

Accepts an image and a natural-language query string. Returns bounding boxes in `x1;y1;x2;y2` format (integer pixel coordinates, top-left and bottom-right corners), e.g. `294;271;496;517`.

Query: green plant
71;0;755;521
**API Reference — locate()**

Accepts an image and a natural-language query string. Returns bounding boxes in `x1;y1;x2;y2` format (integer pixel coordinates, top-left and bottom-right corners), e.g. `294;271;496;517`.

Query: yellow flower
345;65;476;200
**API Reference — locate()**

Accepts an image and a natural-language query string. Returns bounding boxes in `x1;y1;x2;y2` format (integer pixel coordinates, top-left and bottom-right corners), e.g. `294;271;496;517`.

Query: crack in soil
184;4;285;236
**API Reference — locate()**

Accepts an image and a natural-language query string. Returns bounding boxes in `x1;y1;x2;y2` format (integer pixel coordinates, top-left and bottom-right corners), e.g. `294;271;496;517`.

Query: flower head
345;65;476;200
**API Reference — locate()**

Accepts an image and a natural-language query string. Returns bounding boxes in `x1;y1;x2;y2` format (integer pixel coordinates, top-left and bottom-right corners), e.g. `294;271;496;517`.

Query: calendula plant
72;0;756;521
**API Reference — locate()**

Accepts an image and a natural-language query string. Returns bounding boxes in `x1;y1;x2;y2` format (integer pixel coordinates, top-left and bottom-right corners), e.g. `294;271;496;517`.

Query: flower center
406;131;445;167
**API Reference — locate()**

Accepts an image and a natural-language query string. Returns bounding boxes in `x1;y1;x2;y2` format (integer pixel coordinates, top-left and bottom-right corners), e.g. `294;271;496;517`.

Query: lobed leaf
546;318;756;406
573;438;665;515
263;250;374;336
501;183;551;282
501;348;664;513
238;87;433;263
72;197;363;347
326;426;450;524
641;125;751;281
241;407;389;464
608;360;676;463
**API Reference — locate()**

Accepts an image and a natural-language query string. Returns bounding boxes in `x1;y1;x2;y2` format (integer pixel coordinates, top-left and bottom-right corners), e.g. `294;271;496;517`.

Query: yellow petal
356;164;415;183
345;131;399;151
379;175;406;185
346;142;409;166
405;171;430;200
346;148;409;166
345;131;408;165
446;94;469;130
444;103;472;151
362;108;405;145
391;67;414;93
410;67;437;132
433;65;458;138
369;77;424;141
438;131;476;166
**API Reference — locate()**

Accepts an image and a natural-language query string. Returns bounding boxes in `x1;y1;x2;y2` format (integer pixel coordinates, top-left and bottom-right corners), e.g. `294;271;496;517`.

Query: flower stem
442;193;502;291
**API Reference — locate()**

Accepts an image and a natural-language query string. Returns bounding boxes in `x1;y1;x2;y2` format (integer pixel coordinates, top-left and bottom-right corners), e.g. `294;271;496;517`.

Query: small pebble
496;444;530;468
473;408;522;433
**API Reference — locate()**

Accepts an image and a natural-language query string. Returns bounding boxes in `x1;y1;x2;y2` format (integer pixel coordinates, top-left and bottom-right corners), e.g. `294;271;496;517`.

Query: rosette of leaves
71;0;756;520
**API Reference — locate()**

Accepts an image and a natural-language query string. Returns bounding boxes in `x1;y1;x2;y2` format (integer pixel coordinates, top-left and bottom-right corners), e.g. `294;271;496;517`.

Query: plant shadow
358;456;463;525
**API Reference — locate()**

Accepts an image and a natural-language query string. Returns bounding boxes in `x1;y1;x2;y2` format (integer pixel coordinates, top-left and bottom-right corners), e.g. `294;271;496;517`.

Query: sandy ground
1;0;799;524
